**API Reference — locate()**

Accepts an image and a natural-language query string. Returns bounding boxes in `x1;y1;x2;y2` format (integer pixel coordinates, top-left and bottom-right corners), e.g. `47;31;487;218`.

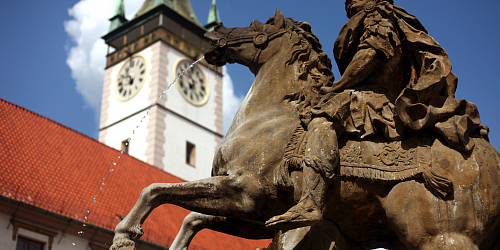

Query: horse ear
250;20;264;31
275;9;284;28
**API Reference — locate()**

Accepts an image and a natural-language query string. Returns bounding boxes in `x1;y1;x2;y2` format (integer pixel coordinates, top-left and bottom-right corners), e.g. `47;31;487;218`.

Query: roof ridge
0;98;100;143
0;98;191;182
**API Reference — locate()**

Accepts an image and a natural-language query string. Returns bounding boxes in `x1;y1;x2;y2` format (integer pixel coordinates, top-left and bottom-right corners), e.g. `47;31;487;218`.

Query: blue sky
1;0;500;151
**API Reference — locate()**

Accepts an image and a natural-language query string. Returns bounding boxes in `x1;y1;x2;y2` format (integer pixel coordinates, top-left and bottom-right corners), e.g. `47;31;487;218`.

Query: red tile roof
0;99;271;250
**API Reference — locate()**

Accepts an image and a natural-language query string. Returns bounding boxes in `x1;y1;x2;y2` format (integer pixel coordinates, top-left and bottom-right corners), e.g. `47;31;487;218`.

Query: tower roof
205;0;221;31
108;0;127;32
134;0;202;27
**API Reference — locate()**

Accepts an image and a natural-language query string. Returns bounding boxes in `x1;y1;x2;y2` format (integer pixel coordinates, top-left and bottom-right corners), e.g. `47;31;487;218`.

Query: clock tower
98;0;223;181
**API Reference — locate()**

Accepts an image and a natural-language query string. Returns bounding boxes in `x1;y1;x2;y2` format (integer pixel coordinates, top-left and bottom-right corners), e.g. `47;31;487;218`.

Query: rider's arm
321;48;380;93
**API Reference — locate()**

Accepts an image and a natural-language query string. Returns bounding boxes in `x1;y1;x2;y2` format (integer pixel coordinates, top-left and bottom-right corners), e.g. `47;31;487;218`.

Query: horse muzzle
205;43;229;66
204;23;232;66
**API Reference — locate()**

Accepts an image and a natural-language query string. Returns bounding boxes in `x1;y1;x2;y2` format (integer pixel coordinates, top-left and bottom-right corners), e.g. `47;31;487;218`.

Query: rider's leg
266;117;338;230
110;174;264;250
171;212;276;250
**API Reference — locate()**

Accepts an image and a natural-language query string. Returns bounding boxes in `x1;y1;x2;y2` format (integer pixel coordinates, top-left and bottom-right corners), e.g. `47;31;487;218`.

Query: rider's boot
266;117;338;231
266;157;327;230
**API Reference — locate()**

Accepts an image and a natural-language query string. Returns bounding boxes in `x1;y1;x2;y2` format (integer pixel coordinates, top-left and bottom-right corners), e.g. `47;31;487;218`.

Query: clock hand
188;78;195;89
128;73;135;85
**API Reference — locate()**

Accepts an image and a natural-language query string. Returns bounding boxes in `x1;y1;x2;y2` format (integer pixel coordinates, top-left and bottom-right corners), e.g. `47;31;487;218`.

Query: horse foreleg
170;212;276;250
110;175;263;250
170;212;210;250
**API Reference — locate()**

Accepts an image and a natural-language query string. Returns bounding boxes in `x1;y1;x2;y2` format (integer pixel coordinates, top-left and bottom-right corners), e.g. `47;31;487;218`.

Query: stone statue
268;0;492;231
110;3;500;250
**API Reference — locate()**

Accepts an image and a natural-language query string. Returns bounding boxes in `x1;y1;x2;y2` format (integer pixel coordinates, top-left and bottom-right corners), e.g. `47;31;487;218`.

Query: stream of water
75;56;206;247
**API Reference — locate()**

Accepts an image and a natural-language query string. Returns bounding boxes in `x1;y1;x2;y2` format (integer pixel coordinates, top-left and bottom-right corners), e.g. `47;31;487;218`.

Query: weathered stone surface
110;2;500;250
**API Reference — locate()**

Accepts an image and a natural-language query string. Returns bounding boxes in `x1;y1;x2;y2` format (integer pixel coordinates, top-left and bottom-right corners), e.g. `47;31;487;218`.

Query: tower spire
205;0;221;31
109;0;127;32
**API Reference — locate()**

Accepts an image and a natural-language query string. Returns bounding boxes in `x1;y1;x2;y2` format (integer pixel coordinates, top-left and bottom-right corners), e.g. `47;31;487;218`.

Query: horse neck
252;47;300;97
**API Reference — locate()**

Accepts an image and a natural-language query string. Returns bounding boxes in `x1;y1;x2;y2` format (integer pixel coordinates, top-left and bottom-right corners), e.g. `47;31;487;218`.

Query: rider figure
266;0;401;230
267;0;486;230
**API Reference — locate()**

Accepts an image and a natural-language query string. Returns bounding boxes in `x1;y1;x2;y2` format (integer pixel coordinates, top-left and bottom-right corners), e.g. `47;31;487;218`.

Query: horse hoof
109;236;135;250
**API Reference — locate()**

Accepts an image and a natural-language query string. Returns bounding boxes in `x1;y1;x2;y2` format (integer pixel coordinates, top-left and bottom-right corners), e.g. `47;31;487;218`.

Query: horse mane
280;18;335;117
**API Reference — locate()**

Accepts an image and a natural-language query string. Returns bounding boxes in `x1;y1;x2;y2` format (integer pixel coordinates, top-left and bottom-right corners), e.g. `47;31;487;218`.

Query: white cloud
222;66;244;135
64;0;142;119
64;0;244;133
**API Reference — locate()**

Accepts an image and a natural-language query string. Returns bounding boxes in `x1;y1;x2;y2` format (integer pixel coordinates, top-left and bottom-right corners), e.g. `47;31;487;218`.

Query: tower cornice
102;4;206;46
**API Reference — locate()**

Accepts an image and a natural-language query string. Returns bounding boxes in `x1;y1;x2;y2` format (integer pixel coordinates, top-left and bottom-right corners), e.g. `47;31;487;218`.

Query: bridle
214;25;292;66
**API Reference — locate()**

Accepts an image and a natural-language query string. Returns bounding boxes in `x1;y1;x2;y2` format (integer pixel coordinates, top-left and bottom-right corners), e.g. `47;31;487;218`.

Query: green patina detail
114;0;126;17
206;0;221;32
108;0;127;32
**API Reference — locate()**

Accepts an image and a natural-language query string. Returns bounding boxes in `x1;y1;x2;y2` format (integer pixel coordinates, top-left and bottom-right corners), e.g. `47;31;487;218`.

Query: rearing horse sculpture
110;10;500;250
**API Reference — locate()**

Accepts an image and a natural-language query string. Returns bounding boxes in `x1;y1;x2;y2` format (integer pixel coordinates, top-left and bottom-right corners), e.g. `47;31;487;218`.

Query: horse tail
274;125;308;188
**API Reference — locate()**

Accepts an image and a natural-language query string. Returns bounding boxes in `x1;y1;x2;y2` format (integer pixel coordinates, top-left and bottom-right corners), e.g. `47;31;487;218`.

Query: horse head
204;9;295;74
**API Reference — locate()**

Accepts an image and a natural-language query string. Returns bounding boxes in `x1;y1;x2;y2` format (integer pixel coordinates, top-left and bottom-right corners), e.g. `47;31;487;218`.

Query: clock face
175;59;209;106
114;55;148;101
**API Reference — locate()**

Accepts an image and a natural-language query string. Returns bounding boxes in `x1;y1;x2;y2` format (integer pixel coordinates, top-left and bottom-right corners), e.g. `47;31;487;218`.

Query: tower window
121;139;130;154
186;141;196;167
